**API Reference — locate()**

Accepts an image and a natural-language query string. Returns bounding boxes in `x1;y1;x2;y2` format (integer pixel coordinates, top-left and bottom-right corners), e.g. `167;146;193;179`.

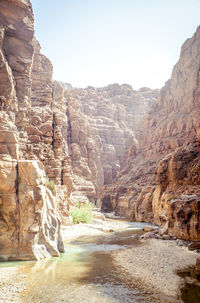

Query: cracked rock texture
99;26;200;241
0;0;66;260
64;85;158;202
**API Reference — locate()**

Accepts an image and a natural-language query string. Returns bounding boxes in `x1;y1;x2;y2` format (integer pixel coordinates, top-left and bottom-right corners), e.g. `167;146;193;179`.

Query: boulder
0;160;64;260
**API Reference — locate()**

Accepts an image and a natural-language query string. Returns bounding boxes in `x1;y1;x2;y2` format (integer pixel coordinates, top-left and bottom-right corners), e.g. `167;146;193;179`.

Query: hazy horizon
31;0;200;90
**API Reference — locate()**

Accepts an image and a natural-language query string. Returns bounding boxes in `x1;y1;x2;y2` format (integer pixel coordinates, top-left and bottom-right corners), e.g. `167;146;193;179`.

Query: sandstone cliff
99;26;200;241
0;0;67;260
64;85;158;202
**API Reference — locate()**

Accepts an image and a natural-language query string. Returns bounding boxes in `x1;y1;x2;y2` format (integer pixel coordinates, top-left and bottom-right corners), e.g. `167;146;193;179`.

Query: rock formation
0;0;67;260
153;142;200;241
99;26;200;241
64;85;158;202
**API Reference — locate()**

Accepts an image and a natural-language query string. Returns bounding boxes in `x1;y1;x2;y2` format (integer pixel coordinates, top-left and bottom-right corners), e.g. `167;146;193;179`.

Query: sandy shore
112;238;199;302
0;267;27;303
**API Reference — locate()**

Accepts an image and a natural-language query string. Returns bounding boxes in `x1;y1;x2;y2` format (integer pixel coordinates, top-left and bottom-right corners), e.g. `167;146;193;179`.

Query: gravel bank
61;218;150;242
112;238;199;301
0;267;27;303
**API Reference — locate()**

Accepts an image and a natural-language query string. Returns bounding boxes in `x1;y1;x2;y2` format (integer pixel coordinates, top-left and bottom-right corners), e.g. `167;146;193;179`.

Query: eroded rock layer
64;85;158;202
99;26;200;241
0;0;66;260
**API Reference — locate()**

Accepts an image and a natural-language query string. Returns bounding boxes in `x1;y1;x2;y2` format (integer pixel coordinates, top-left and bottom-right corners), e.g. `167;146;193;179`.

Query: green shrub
46;177;56;195
70;202;93;224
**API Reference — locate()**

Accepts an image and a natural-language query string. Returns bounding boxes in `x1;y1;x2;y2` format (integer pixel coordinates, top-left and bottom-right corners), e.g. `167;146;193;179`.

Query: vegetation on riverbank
70;202;93;224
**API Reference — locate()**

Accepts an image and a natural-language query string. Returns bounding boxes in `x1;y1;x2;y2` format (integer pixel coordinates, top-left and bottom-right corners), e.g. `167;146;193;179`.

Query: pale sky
31;0;200;90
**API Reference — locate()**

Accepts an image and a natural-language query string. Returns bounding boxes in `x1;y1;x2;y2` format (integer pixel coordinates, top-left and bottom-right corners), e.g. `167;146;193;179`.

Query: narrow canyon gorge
0;0;200;268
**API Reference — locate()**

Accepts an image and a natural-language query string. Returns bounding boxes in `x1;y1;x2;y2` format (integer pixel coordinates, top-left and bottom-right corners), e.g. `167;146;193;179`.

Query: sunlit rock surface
64;84;158;202
99;26;200;241
0;0;66;260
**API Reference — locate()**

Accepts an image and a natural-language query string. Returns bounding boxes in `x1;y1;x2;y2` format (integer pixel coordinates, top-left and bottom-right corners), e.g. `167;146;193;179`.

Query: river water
0;220;199;302
20;222;154;303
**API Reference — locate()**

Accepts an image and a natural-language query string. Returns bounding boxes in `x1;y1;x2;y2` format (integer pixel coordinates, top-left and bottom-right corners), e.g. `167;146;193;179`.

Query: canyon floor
113;239;198;302
0;217;199;303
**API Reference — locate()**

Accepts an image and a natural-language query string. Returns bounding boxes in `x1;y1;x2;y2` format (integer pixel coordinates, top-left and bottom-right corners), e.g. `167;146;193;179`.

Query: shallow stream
20;222;153;303
0;220;199;302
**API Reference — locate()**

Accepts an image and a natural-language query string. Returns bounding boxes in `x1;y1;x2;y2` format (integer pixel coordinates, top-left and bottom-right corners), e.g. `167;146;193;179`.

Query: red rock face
99;26;200;241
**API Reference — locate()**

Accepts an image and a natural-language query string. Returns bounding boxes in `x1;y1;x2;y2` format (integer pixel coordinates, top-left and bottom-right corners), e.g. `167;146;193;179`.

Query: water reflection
21;245;92;283
178;268;200;303
19;223;153;303
21;248;148;303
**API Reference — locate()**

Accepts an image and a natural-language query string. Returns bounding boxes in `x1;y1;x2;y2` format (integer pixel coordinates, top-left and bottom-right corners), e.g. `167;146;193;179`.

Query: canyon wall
99;26;200;241
0;0;157;259
64;85;158;202
0;0;68;260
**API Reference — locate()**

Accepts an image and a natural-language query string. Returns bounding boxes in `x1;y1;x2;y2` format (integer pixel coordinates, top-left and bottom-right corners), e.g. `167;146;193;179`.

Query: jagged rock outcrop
0;157;63;260
0;0;67;260
18;160;63;260
152;142;200;241
64;85;158;201
99;26;200;241
66;92;101;202
30;44;73;189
